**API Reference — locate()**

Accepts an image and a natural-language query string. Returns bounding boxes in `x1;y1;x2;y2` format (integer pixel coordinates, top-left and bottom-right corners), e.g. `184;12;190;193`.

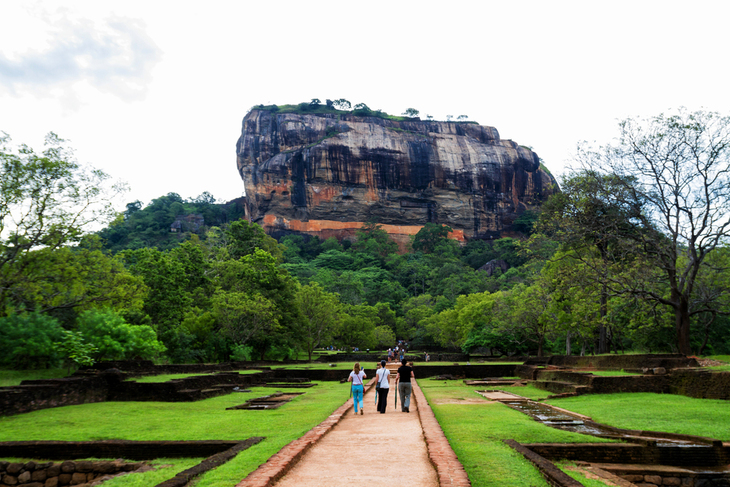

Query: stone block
22;464;35;473
2;476;18;486
30;471;46;482
57;474;71;485
86;474;94;482
45;467;60;478
59;464;74;475
681;478;694;486
44;478;58;487
33;466;51;472
92;463;114;475
17;472;30;484
6;466;22;476
69;473;86;485
74;463;92;474
624;475;645;482
653;367;667;375
663;478;681;486
646;476;664;485
23;483;43;487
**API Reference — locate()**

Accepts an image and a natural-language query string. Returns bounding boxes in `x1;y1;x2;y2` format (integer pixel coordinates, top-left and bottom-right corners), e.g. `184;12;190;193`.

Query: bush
76;308;166;360
0;312;65;369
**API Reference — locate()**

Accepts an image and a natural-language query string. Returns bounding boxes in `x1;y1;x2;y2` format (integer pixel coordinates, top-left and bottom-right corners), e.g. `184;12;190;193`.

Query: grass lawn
547;392;730;441
419;380;614;487
588;370;642;376
0;382;351;487
0;369;70;387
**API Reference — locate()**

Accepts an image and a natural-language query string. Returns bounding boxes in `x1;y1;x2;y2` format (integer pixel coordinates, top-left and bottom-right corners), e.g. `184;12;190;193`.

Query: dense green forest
2;109;730;368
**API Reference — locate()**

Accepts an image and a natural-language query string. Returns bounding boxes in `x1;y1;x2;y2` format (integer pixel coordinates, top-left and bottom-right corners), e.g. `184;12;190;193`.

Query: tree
76;308;166;360
309;98;321;106
295;283;340;361
54;330;98;373
212;291;278;351
0;312;64;368
457;115;469;121
223;220;283;262
333;99;351;110
412;223;452;254
402;108;419;118
575;109;730;354
446;115;453;122
0;133;125;314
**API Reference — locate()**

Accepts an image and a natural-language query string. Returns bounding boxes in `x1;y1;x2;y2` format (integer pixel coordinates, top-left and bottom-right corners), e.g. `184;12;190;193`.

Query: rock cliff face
236;109;558;246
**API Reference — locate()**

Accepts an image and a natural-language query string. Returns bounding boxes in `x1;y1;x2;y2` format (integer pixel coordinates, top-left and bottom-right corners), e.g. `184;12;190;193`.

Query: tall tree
0;133;125;313
295;282;340;361
575;109;730;354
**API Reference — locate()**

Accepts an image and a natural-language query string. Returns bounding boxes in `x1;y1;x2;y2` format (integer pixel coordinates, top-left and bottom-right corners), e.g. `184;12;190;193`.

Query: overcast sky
1;1;729;210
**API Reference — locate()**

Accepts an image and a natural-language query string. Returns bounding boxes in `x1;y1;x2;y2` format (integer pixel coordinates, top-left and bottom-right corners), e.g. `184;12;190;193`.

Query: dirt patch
698;359;728;367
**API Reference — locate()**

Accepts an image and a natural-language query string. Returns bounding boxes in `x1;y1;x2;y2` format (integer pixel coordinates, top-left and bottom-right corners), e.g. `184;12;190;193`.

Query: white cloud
0;6;161;108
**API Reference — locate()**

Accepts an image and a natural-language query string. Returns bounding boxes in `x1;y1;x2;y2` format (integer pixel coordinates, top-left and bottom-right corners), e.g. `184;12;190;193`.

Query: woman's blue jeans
352;384;364;412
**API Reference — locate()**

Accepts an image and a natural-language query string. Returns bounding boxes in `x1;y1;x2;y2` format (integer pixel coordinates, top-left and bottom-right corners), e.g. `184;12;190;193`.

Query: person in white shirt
348;362;366;415
375;360;390;414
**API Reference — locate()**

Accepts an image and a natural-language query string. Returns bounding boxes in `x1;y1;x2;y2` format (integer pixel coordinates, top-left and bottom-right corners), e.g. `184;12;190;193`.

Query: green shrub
76;308;166;360
0;312;64;368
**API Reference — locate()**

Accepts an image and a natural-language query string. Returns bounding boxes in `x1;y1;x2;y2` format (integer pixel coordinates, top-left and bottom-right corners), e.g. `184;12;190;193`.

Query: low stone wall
535;354;699;370
599;465;730;487
0;460;144;487
0;440;248;460
0;439;264;487
0;374;114;417
271;364;517;382
0;371;272;417
670;369;730;400
315;352;470;363
523;443;729;468
588;375;671;394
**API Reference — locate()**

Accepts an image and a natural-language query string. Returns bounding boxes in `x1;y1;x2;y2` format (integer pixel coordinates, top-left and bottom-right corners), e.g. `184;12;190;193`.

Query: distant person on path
396;358;414;413
348;362;366;415
376;359;390;413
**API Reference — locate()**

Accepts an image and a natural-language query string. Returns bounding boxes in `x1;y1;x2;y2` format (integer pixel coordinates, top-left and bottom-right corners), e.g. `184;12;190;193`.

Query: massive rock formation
236;109;558;246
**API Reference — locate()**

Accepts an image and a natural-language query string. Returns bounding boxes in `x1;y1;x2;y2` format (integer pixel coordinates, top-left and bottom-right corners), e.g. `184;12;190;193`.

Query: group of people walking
347;359;414;415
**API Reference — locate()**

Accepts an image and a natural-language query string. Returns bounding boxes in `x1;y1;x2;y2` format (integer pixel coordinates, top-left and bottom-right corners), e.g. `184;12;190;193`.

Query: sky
1;0;729;211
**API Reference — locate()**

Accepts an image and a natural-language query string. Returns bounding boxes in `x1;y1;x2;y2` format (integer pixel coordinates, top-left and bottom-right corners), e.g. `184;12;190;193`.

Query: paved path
273;374;438;487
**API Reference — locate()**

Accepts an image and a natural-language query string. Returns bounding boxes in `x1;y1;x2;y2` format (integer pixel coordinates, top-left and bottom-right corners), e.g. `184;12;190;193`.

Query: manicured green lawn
589;370;642;376
419;380;613;487
0;369;70;387
0;382;351;487
547;392;730;441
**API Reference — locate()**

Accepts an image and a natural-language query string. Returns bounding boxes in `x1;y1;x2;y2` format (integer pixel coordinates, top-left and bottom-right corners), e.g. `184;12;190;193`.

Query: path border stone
235;379;376;487
411;379;471;486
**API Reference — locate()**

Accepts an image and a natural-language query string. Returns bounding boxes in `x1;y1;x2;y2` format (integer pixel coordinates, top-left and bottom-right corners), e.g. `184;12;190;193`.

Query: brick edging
503;439;585;487
411;379;471;486
235;379;376;487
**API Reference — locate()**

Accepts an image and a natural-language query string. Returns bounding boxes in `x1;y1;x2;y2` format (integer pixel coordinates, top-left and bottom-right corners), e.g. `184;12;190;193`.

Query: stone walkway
273;378;438;487
237;365;470;487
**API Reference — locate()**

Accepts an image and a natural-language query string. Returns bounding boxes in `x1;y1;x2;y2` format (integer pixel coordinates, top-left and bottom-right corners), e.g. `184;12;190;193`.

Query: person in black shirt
395;358;415;413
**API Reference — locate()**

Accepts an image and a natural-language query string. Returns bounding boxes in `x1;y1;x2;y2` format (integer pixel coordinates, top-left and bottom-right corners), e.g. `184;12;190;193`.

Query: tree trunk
537;335;544;357
598;284;609;353
675;294;692;355
565;332;572;356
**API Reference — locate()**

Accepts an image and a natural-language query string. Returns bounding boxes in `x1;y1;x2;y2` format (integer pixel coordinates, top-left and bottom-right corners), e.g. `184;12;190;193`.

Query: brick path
237;372;470;487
